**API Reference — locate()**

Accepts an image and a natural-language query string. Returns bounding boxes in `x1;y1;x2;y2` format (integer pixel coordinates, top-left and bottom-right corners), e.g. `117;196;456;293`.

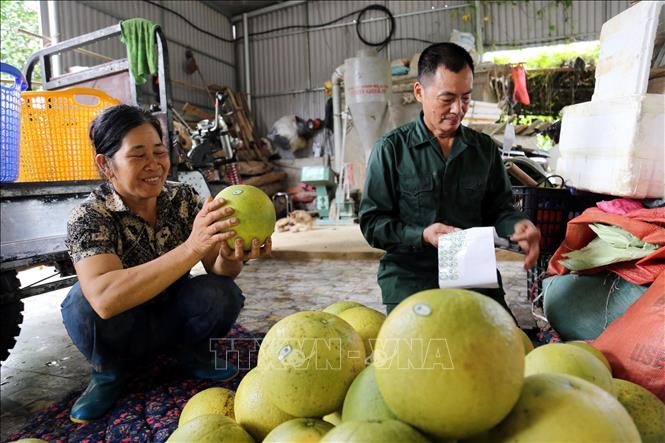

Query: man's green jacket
359;112;526;304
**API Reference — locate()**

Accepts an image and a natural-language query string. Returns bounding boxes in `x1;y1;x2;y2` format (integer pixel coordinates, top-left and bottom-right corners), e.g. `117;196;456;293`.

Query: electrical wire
247;3;396;50
141;2;434;50
391;37;435;45
247;9;359;38
142;0;235;43
355;5;394;47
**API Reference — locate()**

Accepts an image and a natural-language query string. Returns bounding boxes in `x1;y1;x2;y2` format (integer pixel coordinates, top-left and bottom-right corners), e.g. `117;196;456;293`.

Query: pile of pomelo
167;289;664;442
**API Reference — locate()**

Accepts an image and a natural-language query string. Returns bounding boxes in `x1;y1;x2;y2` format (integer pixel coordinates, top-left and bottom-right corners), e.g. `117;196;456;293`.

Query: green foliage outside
0;0;42;82
489;43;600;69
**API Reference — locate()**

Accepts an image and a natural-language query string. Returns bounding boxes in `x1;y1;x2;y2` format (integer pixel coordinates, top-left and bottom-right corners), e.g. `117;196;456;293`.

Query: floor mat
7;325;263;443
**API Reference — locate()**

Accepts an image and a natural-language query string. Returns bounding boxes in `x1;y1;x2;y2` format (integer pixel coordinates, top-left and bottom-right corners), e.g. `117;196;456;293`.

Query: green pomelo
567;340;612;373
341;364;396;422
167;414;254;442
215;184;276;251
178;387;235;426
373;289;524;440
487;373;641;442
263;418;333;443
257;311;366;417
517;328;534;355
322;300;365;315
524;343;614;395
319;419;429;443
613;378;665;443
234;368;295;441
322;411;342;426
338;306;386;356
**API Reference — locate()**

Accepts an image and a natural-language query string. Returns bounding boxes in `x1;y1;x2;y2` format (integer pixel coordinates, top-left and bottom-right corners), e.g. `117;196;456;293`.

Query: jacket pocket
398;175;437;224
458;177;485;220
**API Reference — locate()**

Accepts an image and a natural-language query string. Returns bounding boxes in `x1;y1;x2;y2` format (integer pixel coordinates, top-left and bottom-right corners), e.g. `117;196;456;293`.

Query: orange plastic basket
18;87;120;182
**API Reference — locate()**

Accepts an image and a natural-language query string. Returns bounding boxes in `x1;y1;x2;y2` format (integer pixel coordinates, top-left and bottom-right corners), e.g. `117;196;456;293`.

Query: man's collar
412;111;470;155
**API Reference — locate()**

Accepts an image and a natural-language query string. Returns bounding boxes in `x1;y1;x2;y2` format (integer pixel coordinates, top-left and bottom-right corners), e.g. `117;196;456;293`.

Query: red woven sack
592;272;665;401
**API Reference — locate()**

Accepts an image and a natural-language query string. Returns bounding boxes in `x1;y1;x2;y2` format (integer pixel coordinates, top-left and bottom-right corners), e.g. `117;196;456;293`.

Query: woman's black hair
418;42;475;84
89;104;163;158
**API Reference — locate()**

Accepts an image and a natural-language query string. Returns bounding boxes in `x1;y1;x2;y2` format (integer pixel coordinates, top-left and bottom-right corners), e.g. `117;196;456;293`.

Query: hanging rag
511;63;530;106
120;18;159;86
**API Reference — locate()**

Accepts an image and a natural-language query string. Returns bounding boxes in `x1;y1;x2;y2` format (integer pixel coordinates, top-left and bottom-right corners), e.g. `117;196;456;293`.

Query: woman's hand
211;236;272;279
185;197;238;257
219;236;273;261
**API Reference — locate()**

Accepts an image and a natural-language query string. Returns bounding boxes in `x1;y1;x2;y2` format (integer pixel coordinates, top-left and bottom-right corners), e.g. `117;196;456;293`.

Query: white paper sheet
438;227;499;289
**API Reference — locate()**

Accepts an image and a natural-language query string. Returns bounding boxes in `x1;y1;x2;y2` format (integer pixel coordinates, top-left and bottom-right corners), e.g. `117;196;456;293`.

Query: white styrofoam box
462;100;502;125
556;94;665;199
593;1;664;101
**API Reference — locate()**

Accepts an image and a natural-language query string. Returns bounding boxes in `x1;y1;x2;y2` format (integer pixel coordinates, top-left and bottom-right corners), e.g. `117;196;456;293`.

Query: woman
61;104;270;423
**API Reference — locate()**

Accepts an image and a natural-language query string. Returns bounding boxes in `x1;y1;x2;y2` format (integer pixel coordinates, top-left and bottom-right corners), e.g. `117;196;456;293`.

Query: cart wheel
0;271;23;364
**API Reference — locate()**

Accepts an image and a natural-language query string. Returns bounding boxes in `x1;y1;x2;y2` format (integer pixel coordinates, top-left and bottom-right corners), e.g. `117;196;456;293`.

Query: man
359;42;540;314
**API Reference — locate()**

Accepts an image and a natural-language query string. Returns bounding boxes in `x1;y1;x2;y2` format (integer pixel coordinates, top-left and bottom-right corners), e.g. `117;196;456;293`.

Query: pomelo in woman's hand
215;185;276;251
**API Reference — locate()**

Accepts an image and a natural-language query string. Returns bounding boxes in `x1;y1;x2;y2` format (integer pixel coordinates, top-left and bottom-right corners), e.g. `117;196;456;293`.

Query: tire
1;271;23;363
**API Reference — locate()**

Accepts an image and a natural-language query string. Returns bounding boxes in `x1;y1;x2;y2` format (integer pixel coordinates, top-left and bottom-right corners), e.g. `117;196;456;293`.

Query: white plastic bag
438;227;499;289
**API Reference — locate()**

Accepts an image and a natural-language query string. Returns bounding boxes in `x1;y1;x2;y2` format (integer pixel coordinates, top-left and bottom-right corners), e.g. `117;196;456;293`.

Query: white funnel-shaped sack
345;50;391;164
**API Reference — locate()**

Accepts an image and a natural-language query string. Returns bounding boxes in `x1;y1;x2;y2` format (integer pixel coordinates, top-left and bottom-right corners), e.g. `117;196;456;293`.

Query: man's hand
511;220;541;270
422;223;461;248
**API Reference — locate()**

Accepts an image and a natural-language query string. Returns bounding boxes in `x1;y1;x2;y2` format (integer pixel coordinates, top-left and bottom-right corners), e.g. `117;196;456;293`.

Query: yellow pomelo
487;373;641;442
215;184;276;251
167;414;254;442
613;378;665;443
342;364;396;422
524;343;614;395
319;419;429;443
567;340;612;373
234;367;296;441
9;440;48;443
322;300;365;315
373;289;524;440
322;411;342;426
257;311;366;417
517;328;534;355
178;387;235;426
338;306;386;356
264;418;333;443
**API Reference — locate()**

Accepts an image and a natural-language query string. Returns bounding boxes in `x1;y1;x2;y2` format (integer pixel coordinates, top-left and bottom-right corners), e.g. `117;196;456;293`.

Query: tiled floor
0;257;531;440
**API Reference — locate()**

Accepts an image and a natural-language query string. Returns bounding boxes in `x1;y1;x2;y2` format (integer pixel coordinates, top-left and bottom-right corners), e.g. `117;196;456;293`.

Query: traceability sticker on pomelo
265;338;366;371
373;338;454;371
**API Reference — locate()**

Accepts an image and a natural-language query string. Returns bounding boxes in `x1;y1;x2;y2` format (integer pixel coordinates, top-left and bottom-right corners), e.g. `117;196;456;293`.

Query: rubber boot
70;369;128;423
178;348;239;382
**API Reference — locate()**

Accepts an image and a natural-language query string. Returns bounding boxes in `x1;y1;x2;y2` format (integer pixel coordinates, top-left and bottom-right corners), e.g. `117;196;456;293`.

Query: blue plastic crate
0;62;27;182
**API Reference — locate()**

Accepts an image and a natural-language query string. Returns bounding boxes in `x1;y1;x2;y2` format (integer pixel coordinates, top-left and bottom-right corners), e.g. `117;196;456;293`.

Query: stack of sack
542;200;664;401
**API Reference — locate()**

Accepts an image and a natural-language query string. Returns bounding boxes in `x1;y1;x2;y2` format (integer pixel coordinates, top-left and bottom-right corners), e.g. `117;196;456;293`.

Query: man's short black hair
417;42;474;83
